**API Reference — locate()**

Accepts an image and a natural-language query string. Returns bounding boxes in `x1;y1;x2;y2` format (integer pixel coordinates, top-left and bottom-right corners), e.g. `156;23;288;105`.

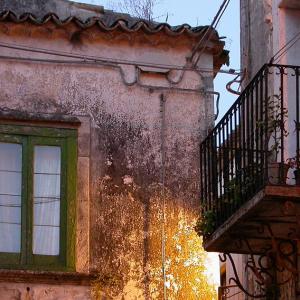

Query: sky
73;0;240;288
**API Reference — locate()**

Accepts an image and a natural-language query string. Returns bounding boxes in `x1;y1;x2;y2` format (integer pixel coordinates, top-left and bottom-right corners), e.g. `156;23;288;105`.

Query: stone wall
0;282;91;300
0;19;218;299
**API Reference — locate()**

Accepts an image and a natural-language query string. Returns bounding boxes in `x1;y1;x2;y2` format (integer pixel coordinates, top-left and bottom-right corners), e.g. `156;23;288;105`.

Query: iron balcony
200;63;300;254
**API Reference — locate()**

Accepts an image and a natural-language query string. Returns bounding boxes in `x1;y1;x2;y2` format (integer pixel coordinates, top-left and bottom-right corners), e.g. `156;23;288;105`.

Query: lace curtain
0;142;61;255
33;146;61;256
0;142;22;253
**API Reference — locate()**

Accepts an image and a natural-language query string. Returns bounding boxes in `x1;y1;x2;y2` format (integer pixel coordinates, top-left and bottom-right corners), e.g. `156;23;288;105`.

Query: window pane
0;172;22;196
33;226;59;256
34;174;60;198
0;142;22;172
0;143;22;253
34;146;61;174
33;146;61;256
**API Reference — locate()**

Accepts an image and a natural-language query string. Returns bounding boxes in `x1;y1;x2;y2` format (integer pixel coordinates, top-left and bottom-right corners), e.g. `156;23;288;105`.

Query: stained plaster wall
0;21;217;299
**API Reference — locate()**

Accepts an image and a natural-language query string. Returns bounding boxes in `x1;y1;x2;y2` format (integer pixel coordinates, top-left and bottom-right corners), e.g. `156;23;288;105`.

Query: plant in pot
195;210;216;239
224;177;241;205
287;148;300;185
266;95;289;185
285;120;300;185
295;121;300;184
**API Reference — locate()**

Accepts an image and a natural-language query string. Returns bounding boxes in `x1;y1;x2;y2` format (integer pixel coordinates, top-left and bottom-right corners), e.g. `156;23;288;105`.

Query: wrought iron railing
218;285;242;300
200;64;300;232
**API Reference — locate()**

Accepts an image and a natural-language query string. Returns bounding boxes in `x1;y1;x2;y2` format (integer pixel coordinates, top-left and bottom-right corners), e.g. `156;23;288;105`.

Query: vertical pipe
160;94;167;300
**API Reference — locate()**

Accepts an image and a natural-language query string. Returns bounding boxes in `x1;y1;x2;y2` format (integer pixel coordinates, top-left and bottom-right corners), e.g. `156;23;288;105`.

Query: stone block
76;157;90;272
77;116;91;157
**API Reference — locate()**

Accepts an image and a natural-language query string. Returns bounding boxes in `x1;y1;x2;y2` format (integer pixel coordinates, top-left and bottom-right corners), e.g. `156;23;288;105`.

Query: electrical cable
189;0;230;65
0;42;240;75
271;30;300;63
193;0;230;66
193;0;230;67
273;34;300;64
189;0;229;61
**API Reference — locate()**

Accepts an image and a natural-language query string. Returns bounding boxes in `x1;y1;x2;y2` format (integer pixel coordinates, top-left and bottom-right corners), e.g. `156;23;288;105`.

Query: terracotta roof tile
0;0;216;38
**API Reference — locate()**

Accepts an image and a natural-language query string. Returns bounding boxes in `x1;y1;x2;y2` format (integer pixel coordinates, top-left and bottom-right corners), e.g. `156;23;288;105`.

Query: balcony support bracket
219;205;300;299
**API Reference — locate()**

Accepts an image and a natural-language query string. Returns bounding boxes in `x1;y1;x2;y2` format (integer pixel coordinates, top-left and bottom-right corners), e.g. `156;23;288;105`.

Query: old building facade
201;0;300;299
0;0;227;299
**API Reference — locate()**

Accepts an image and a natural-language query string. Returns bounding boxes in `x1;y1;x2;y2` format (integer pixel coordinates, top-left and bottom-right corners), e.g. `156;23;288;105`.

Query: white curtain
33;146;61;256
0;142;22;253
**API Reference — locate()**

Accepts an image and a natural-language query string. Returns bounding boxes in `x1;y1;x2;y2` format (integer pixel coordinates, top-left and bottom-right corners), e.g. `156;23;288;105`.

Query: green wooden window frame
0;124;77;271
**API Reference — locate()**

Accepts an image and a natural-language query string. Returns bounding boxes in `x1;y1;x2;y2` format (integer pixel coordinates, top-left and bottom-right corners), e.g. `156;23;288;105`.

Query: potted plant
295;168;300;185
266;94;289;184
287;156;300;185
195;210;216;239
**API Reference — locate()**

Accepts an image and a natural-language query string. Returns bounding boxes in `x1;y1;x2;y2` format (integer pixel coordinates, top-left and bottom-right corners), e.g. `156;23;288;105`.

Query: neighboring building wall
219;255;245;300
240;0;300;82
0;18;219;299
236;1;300;299
240;0;273;82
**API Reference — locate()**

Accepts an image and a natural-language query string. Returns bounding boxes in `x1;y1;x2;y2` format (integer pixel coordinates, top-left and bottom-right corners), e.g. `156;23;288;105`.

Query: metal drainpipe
160;93;167;300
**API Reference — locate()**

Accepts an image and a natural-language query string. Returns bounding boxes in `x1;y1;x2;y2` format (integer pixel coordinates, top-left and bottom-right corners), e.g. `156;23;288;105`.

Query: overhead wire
190;0;231;66
0;42;240;75
189;0;229;61
193;0;231;67
271;30;300;63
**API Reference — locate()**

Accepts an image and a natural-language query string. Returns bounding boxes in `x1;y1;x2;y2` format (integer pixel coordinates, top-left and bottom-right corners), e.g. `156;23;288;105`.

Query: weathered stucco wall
240;0;273;83
0;282;91;300
0;20;217;299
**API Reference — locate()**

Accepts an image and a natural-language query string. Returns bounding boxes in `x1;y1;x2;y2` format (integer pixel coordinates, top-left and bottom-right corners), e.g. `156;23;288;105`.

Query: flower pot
268;162;289;185
294;169;300;186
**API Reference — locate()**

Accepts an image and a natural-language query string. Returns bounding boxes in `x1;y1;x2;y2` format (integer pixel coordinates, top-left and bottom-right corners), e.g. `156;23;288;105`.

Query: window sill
0;269;96;286
0;108;81;128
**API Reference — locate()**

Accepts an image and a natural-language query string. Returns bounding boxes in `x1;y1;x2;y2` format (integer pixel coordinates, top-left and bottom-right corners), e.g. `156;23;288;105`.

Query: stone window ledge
0;270;97;286
0;108;81;128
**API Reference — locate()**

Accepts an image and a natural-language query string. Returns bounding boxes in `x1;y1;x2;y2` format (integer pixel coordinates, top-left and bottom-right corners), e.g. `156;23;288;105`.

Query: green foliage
257;94;289;161
195;211;216;238
225;177;241;204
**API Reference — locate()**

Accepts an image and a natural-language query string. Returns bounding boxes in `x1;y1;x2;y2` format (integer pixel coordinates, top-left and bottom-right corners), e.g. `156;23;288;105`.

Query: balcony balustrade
200;64;300;253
